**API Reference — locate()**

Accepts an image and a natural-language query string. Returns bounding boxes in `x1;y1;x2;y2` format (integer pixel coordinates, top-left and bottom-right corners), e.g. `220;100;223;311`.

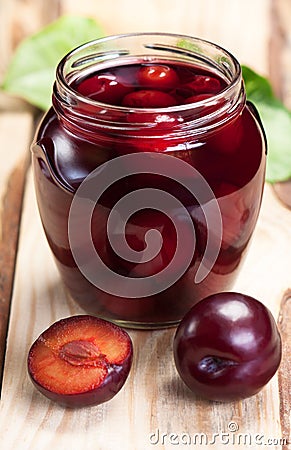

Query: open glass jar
32;33;266;329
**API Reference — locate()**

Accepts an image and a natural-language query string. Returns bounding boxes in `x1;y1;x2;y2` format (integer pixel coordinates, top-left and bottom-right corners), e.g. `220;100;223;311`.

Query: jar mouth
53;32;244;136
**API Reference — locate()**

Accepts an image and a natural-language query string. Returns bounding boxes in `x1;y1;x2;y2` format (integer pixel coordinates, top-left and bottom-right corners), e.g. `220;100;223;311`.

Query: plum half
173;292;282;402
27;315;133;408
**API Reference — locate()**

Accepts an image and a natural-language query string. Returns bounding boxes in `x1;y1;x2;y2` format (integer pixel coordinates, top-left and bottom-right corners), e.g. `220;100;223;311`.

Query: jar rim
55;31;242;115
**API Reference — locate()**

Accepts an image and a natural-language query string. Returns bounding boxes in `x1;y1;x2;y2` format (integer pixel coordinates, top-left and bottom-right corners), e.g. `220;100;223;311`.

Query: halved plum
27;315;133;408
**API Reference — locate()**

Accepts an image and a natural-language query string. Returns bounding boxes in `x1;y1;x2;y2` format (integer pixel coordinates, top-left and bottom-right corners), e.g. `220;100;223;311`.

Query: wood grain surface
0;113;32;387
0;1;290;449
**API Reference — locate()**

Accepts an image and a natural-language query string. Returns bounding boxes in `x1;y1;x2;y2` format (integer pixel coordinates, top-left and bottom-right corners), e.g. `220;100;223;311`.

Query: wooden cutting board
0;111;290;450
0;0;290;448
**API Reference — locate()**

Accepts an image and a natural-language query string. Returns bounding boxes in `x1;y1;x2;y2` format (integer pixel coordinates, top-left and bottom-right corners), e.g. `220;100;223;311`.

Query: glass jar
32;33;266;329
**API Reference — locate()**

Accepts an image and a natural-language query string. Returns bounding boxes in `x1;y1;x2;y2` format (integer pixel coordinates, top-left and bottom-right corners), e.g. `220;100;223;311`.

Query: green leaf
242;65;274;100
1;15;104;110
242;65;291;183
176;38;203;54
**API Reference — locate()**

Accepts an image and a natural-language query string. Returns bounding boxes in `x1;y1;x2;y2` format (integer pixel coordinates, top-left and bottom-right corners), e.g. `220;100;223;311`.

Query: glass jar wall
32;33;266;328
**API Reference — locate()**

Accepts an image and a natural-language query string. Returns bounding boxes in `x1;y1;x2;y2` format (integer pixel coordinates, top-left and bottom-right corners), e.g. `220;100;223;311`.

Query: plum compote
75;62;225;107
32;34;266;328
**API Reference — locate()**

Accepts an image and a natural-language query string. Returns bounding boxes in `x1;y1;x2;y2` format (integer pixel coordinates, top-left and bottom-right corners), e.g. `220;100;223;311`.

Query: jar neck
52;33;246;142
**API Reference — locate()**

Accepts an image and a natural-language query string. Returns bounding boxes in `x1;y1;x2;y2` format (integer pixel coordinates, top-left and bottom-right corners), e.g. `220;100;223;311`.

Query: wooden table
0;1;290;449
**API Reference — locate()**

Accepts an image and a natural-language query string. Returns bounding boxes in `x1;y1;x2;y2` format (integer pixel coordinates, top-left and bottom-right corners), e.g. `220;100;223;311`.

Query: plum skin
173;292;282;402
